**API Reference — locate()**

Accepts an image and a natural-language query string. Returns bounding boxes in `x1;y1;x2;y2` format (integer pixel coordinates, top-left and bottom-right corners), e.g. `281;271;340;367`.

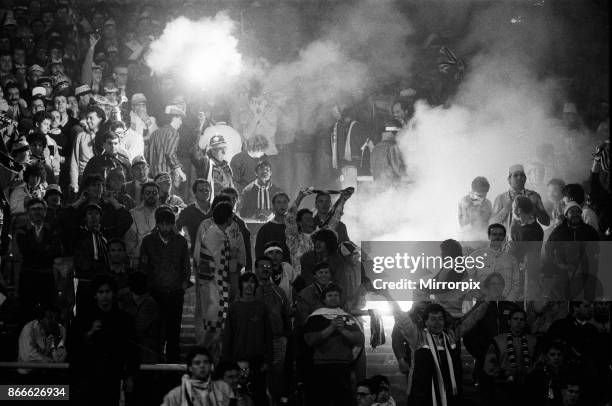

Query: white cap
32;86;46;97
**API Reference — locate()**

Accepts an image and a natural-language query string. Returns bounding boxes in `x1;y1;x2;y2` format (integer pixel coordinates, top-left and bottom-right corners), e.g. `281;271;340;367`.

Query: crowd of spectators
0;1;609;406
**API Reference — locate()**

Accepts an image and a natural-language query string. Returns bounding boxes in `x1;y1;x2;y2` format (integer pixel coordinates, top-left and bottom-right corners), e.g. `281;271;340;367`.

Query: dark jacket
15;222;62;271
230;151;268;192
239;180;283;219
255;221;290;262
544;221;600;279
138;229;190;293
463;300;518;360
82;152;132;182
222;299;273;365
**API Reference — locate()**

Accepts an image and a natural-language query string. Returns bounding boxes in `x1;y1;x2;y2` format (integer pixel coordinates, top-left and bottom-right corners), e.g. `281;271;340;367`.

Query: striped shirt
147;125;181;178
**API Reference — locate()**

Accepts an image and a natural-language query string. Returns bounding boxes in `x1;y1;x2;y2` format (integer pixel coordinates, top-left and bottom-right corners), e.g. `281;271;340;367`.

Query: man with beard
139;206;190;362
192;134;234;201
177;179;211;251
125;181;160;268
545;202;600;300
240;161;283;220
490;164;550;240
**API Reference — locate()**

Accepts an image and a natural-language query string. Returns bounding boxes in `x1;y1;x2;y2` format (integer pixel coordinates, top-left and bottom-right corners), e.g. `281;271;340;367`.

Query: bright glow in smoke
146;13;242;93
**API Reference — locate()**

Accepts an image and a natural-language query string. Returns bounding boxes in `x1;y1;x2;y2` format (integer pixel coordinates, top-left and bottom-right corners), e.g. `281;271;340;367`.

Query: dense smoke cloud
343;1;595;243
145;13;242;95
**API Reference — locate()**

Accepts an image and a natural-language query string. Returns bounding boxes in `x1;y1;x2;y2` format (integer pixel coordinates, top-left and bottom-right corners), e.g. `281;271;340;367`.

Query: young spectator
525;341;568;406
355;379;377;406
124;271;161;364
545;202;600;300
230;134;269;192
214;361;255;406
176;178;210;250
161;347;232;406
313;190;350;243
370;119;406;186
191;134;234;200
219;186;253;272
561;183;599;232
458;176;493;236
129;93;158;149
14;198;62;317
9;160;47;214
28;111;60;180
329;104;368;188
105;167;135;210
239;161;283;220
394;302;489;406
154;171;186;212
545;178;566;229
70;105;105;193
107;238;133;307
369;375;396;406
125;181;160;266
194;200;246;356
263;241;299;304
304;283;364;405
139;206;190;362
147;103;186;187
82;130;131;182
255;192;291;261
17;303;66;374
43;183;62;227
254;255;291;404
222;272;272;406
491;164;550;238
69;276;139;406
469;224;521;301
484;309;537;405
124;155;150;204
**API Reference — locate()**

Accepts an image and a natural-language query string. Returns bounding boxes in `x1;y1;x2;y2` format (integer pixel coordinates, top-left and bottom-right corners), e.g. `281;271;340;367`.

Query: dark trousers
151;289;184;363
309;364;352;406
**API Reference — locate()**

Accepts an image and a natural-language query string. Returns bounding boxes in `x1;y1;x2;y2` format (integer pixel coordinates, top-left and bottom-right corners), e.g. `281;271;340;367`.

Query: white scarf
177;374;220;406
331;120;357;169
423;329;457;406
255;181;271;210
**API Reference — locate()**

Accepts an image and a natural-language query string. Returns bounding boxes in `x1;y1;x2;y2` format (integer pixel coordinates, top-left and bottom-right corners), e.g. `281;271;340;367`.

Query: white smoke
343;4;593;243
145;13;242;94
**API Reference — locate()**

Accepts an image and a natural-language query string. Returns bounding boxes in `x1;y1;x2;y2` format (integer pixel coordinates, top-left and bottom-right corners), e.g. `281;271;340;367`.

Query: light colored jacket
70;130;96;190
125;205;157;262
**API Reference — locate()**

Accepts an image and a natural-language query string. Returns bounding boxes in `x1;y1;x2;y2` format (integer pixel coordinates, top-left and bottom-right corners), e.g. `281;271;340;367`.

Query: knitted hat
165;104;186;117
27;64;45;74
131;155;147;167
32;86;46;97
131;93;147;105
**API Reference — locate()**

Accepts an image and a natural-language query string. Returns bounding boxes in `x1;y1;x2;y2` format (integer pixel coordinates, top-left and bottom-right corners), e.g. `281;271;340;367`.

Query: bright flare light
146;13;242;93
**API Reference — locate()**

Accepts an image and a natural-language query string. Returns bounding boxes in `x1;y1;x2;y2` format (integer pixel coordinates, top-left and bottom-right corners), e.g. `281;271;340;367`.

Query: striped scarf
201;231;231;333
255;181;271;211
424;329;457;406
506;333;530;370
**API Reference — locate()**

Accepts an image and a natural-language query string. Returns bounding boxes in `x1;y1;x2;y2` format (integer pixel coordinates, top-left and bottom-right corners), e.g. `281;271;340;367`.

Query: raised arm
80;34;98;85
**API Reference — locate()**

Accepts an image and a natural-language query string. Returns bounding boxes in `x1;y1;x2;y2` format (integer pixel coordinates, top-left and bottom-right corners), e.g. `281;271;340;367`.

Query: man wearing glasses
355;379;377;406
